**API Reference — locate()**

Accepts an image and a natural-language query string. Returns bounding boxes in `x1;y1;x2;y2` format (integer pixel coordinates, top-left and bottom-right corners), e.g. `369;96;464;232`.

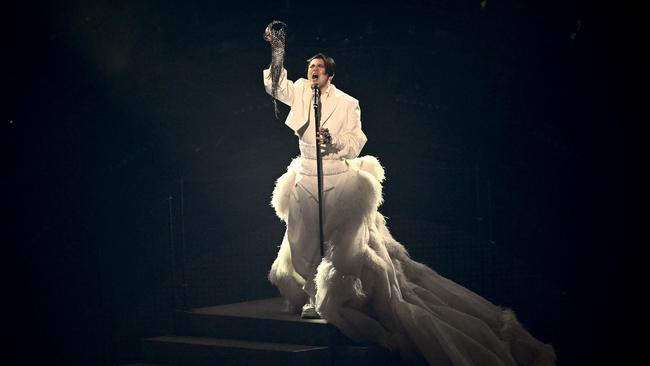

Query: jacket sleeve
330;100;368;159
263;68;294;107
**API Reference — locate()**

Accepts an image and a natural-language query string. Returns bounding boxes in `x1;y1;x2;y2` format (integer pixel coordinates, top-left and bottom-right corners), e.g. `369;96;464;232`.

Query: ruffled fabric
269;156;556;365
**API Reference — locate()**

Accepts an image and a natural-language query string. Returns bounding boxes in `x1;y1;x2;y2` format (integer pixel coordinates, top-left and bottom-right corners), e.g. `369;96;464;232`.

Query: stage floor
192;297;326;324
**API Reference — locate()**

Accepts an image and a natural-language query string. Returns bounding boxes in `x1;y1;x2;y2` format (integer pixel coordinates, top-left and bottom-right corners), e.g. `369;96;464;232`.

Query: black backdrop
5;1;627;365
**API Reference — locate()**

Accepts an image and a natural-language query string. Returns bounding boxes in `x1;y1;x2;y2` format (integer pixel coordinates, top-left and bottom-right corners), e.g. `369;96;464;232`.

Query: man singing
262;22;556;365
263;51;367;318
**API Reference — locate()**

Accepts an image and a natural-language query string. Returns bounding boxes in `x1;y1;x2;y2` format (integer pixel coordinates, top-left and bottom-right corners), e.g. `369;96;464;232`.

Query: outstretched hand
264;21;286;43
263;25;272;42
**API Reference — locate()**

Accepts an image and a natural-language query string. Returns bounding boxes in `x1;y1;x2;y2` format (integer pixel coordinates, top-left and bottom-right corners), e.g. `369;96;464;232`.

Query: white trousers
286;165;352;298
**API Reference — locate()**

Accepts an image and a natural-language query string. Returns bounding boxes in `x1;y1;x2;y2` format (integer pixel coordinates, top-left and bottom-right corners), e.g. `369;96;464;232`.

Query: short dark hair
306;53;336;76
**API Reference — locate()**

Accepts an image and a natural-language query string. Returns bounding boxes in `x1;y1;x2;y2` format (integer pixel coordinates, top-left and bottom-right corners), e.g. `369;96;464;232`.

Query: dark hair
306;53;336;76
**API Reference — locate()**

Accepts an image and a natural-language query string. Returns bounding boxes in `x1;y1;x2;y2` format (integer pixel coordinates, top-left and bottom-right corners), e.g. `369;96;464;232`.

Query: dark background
5;0;627;365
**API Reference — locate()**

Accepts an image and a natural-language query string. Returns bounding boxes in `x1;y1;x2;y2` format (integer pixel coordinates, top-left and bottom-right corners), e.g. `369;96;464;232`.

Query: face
307;58;332;89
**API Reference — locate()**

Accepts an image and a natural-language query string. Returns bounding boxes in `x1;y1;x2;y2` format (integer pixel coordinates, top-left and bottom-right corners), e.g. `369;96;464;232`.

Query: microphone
312;83;320;106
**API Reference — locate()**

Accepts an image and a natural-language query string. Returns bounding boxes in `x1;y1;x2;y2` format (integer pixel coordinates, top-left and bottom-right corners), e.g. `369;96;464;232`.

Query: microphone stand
312;84;325;259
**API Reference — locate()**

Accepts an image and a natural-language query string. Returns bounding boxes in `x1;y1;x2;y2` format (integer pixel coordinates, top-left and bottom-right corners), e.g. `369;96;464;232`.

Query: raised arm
263;68;295;107
263;20;290;114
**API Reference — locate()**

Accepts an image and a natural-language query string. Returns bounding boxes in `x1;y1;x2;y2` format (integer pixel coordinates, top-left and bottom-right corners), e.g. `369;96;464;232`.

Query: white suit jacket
263;68;367;160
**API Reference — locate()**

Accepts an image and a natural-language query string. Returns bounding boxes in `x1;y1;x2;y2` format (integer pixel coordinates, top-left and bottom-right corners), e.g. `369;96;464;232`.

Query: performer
263;22;556;365
263;44;367;318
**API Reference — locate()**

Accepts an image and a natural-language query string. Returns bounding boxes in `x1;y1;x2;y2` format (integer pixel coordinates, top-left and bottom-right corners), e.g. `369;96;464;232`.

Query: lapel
320;84;339;125
301;82;312;119
291;82;340;131
285;80;311;133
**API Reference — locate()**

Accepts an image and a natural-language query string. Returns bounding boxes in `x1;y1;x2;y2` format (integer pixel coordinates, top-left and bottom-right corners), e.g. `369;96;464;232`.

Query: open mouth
311;73;319;81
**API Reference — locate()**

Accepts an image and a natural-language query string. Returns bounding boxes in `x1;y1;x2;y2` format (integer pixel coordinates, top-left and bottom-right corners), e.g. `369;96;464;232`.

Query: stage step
142;335;330;366
137;298;405;365
175;297;354;346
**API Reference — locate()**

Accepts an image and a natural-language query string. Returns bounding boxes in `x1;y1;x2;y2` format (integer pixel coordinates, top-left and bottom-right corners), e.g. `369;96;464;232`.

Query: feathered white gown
269;155;556;366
